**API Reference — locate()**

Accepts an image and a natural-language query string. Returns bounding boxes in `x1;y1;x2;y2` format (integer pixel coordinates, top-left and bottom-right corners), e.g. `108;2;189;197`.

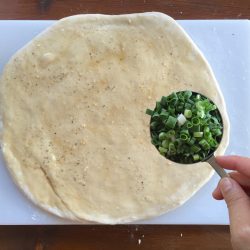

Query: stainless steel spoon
203;154;229;178
150;91;229;178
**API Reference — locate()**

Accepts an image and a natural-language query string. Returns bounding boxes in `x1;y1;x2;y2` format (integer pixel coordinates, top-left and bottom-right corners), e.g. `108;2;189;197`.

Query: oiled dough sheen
0;12;229;224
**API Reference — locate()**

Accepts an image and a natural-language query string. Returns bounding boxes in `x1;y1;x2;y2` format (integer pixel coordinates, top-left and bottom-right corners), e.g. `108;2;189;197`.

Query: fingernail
220;177;232;193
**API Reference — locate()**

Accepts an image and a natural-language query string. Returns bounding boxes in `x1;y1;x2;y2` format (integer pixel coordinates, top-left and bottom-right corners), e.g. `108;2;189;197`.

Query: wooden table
0;1;249;249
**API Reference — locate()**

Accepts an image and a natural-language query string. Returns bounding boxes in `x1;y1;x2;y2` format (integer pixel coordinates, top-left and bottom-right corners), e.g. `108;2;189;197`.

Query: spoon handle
206;155;229;178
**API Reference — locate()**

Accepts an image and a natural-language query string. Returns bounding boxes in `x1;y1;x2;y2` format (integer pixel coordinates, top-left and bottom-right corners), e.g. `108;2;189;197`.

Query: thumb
219;177;250;241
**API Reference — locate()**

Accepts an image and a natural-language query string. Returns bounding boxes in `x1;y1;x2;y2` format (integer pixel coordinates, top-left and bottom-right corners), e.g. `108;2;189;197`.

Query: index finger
216;156;250;178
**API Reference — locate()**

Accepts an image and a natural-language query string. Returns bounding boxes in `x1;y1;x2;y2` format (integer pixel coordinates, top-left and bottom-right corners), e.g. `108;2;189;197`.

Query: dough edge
0;12;230;224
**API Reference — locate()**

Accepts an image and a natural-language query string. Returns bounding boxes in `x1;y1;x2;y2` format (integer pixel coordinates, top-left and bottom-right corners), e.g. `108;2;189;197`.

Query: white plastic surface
0;20;249;225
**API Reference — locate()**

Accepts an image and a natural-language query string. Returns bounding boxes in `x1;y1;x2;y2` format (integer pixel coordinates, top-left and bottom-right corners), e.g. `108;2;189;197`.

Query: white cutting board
0;20;249;225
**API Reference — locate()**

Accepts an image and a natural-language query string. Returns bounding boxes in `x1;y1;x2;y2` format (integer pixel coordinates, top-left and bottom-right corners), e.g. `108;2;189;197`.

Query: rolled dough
0;12;229;224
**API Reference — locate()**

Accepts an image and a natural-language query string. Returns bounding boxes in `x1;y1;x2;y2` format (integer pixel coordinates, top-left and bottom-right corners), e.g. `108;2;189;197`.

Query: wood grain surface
0;0;249;20
0;225;232;250
0;0;249;249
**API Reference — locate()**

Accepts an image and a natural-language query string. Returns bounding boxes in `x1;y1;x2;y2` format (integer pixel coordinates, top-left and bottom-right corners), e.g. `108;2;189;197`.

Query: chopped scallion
193;154;200;161
159;132;168;141
180;133;189;141
193;132;203;138
146;109;154;116
184;109;192;118
186;121;193;129
162;139;169;148
159;146;168;155
146;91;223;163
199;139;210;150
177;114;187;126
192;117;200;126
165;116;177;129
191;145;201;153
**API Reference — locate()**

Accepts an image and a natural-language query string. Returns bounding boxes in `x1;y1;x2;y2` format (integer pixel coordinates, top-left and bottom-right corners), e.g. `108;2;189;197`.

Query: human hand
212;156;250;250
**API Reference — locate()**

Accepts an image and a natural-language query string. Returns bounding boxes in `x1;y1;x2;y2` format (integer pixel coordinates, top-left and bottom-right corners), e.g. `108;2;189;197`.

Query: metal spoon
203;154;229;178
150;91;229;178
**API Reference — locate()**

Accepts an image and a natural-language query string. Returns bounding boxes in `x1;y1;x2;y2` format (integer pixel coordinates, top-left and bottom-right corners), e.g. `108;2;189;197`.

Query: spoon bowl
147;91;228;178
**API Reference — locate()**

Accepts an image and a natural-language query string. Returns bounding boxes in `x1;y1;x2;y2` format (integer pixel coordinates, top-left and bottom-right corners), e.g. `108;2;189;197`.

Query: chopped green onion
169;142;176;153
150;121;157;129
184;109;192;118
161;96;168;106
191;145;201;153
178;93;185;102
183;91;192;100
186;121;193;129
167;130;175;137
147;91;223;163
193;132;203;138
212;128;222;136
159;132;168;141
180;133;189;141
174;139;182;147
152;113;160;120
162;139;169;148
192;125;200;132
159;146;168;155
211;117;220;124
187;99;194;105
176;104;184;112
199;139;210;150
204;131;212;140
180;129;189;135
197;110;205;118
156;101;161;112
193;154;200;161
187;137;196;145
192;117;200;126
146;109;154;116
209;138;218;148
185;103;192;109
165;116;177;129
166;92;178;105
204;126;210;133
160;110;169;118
177;114;187;126
168;106;175;115
196;101;204;111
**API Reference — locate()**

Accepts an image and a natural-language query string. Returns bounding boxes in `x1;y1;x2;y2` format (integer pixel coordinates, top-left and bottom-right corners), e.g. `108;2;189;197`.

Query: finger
229;172;250;188
213;182;223;200
218;177;250;241
213;172;250;200
213;186;250;200
216;156;250;177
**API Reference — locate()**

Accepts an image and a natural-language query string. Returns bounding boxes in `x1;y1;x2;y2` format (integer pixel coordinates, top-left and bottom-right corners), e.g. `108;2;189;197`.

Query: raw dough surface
0;12;229;223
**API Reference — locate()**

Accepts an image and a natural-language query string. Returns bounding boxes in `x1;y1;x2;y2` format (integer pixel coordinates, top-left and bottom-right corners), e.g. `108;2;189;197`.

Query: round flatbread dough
0;12;229;224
